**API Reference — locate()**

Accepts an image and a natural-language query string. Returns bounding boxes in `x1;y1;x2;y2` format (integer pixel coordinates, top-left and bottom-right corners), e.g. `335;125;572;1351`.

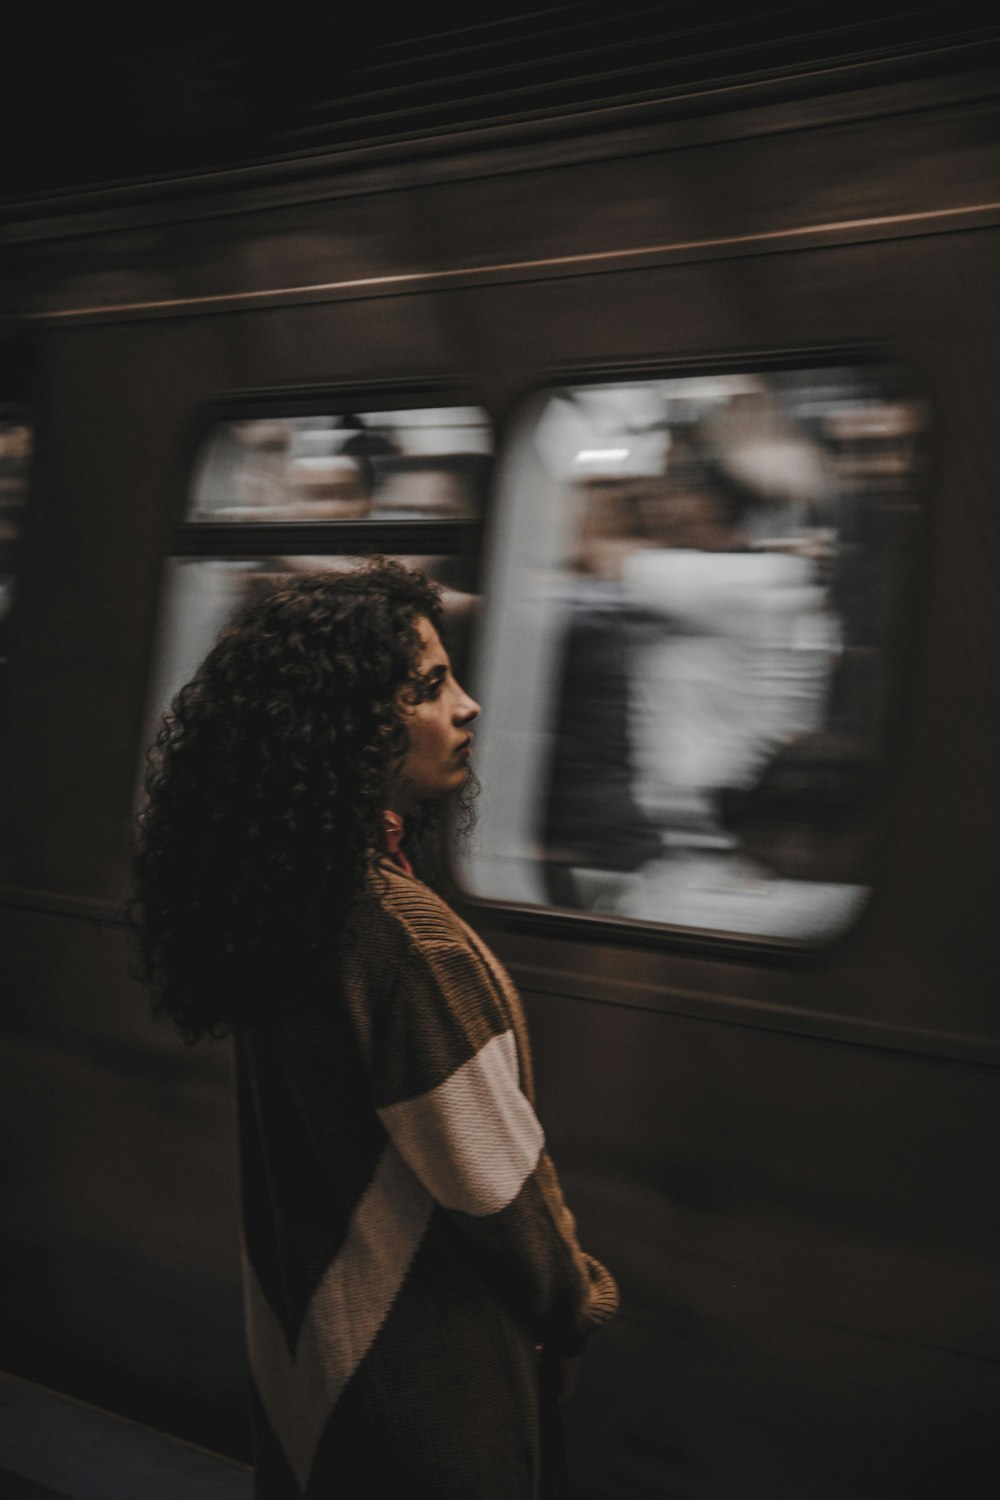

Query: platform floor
0;1374;252;1499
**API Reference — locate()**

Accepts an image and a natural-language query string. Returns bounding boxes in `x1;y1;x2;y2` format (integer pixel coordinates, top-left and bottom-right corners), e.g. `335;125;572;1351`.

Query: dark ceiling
3;4;996;201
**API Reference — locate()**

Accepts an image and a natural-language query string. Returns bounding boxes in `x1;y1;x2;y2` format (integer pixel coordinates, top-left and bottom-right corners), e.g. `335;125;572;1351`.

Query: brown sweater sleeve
340;872;619;1354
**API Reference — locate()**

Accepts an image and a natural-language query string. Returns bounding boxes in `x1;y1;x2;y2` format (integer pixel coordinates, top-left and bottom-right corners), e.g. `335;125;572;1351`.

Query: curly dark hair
131;558;453;1042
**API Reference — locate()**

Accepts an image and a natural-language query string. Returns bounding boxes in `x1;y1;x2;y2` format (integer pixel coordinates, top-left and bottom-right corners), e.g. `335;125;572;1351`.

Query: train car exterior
2;22;1000;1498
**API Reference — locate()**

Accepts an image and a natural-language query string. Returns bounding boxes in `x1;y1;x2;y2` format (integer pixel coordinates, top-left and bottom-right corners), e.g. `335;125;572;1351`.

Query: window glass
145;405;490;740
188;409;491;522
459;368;924;942
0;413;32;674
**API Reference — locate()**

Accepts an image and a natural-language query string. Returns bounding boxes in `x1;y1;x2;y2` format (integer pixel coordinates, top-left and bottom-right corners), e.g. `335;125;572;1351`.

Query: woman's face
391;616;480;812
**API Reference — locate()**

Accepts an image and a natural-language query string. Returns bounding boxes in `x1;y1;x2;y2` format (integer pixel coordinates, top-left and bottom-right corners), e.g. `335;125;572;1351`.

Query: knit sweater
236;861;618;1499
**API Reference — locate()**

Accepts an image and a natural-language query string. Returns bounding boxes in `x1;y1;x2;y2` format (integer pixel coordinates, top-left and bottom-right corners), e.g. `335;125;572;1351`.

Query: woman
132;559;618;1498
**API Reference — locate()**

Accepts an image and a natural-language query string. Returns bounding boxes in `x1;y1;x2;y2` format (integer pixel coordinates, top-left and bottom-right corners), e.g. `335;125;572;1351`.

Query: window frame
449;346;929;964
166;379;491;563
138;381;494;787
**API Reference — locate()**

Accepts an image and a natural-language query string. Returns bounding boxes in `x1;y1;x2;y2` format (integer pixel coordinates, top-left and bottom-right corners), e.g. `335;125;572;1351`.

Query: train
2;13;1000;1497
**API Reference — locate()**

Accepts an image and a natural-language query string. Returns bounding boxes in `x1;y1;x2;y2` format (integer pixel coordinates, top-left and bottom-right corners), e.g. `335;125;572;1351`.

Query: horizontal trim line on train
14;199;1000;324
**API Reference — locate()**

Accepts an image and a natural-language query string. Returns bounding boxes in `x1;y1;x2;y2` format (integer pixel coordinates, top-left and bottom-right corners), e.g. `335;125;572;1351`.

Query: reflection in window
144;404;491;747
460;369;923;942
0;415;32;673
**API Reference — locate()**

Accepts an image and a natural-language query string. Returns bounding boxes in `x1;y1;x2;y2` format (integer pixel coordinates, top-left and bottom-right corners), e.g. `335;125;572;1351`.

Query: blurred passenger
635;438;750;554
542;480;662;909
281;412;394;515
624;437;838;853
339;414;399;499
719;732;874;887
131;560;617;1499
622;733;872;938
269;446;378;577
285;451;374;520
373;454;483;519
190;420;291;518
820;402;917;735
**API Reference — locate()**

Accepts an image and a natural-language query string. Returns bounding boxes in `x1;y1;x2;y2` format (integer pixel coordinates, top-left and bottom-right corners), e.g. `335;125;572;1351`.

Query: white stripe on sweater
378;1029;544;1218
244;1143;432;1492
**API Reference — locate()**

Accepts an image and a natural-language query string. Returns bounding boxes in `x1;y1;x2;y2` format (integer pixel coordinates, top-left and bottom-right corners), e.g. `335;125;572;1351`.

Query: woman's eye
413;673;444;702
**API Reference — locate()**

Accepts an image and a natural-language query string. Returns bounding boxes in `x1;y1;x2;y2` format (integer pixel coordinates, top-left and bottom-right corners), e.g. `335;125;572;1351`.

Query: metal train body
2;34;1000;1499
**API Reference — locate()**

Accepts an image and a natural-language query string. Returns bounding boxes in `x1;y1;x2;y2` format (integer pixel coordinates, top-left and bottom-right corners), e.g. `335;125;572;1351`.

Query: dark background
3;5;996;200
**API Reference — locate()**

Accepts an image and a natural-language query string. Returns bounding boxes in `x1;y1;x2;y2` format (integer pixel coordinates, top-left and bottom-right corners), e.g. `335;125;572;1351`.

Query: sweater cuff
547;1253;620;1356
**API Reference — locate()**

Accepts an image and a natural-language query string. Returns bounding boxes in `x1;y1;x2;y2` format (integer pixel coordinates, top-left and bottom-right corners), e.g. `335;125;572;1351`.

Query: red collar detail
383;810;414;876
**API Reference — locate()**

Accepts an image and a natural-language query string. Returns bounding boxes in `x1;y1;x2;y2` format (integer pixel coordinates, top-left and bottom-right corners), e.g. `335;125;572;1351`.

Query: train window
0;412;32;676
187;409;490;522
144;404;491;742
459;367;924;943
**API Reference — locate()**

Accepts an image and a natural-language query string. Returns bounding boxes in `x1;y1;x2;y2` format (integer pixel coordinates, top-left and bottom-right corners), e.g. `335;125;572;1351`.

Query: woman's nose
455;688;480;723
